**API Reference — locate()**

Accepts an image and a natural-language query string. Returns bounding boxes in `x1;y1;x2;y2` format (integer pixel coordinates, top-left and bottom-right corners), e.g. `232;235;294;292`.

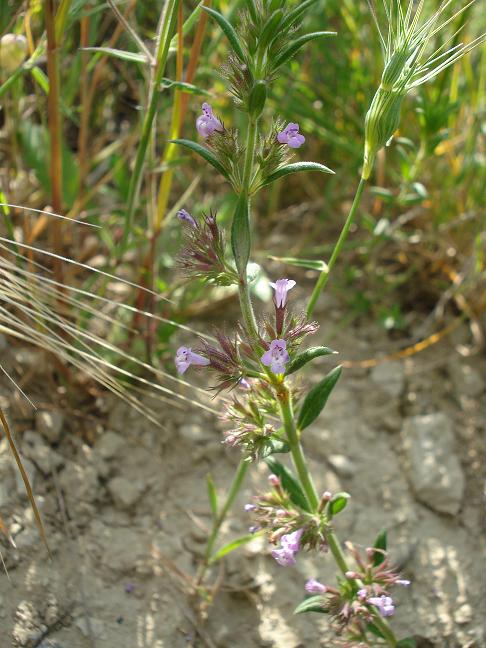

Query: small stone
14;457;36;497
403;413;464;515
22;431;64;475
454;603;473;625
370;361;405;398
448;362;485;399
36;410;64;443
59;461;99;504
328;454;356;478
179;422;213;444
38;641;64;648
108;476;144;510
95;431;124;460
75;617;106;639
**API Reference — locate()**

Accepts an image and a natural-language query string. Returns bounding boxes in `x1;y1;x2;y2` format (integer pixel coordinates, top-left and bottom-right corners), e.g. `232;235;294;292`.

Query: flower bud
248;80;267;119
362;86;405;180
268;473;280;487
0;34;28;73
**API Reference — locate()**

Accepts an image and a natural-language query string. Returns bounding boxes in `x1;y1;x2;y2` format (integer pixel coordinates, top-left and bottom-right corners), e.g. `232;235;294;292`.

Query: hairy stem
278;386;320;511
196;458;249;586
307;177;367;317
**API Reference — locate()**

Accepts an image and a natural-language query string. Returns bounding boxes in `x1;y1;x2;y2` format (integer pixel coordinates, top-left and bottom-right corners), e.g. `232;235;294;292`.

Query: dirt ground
0;297;485;648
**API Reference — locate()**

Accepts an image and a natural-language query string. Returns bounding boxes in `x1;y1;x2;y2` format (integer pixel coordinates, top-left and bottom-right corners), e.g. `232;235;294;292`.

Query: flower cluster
177;209;238;286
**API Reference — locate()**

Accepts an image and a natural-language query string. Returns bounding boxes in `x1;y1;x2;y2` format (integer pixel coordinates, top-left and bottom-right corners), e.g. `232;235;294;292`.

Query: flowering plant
171;1;484;645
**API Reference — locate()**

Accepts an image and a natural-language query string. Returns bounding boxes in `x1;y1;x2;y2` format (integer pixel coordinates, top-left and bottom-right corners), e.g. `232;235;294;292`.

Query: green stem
196;458;249;585
306;177;367;317
278;387;320;511
236;115;260;340
119;0;179;254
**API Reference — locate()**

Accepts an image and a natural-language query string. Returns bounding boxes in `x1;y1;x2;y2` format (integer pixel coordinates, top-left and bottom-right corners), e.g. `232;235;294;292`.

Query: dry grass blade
0;408;51;556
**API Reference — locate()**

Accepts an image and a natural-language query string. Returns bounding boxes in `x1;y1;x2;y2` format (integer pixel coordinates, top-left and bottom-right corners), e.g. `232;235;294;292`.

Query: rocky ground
0;306;485;648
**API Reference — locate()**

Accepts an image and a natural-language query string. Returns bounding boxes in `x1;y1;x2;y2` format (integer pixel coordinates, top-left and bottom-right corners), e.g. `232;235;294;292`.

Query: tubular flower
175;346;210;375
196;102;223;139
277;123;305;149
261;339;290;374
269;278;296;308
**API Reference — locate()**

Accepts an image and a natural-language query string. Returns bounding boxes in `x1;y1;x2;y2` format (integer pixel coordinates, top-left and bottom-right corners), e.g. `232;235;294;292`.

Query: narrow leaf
294;595;328;615
373;528;388;567
265;458;311;512
210;533;256;563
367;622;386;639
261;161;334;187
81;47;149;64
160;78;211;96
281;0;320;32
286;346;337;375
297;365;342;431
273;32;337;69
328;492;351;517
206;474;218;520
268;255;328;272
397;639;417;648
170;139;229;180
231;195;251;277
202;7;246;62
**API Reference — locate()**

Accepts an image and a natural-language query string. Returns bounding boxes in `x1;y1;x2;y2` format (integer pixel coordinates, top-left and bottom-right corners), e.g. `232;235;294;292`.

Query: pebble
370;361;405;398
179;422;214;444
38;641;64;648
108;476;144;510
328;454;356;478
448;362;485;399
14;457;36;497
403;413;464;515
59;461;99;504
454;603;473;625
95;431;124;460
22;431;64;475
36;410;64;443
75;617;106;639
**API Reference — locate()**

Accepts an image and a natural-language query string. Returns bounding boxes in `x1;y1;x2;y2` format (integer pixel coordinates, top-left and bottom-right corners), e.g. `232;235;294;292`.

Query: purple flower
175;346;210;374
281;528;303;552
271;528;304;566
244;503;256;512
196;102;223;139
261;339;290;374
368;595;395;617
177;209;197;228
305;579;327;594
357;588;368;599
269;278;296;308
249;525;260;534
277;122;305;149
271;546;297;566
238;377;251;390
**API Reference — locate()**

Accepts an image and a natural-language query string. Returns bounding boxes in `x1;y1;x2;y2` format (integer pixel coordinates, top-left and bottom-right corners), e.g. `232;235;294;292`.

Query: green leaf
206;474;218;521
268;255;328;272
18;122;79;209
81;47;149;64
397;639;417;648
280;0;320;32
210;533;256;563
373;528;387;567
297;365;342;431
170;139;229;180
273;32;337;70
367;622;386;639
160;78;211;96
264;458;311;512
328;492;350;517
260;438;290;459
294;595;328;615
202;7;246;62
231;195;251;277
286;346;337;375
261;161;334;187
